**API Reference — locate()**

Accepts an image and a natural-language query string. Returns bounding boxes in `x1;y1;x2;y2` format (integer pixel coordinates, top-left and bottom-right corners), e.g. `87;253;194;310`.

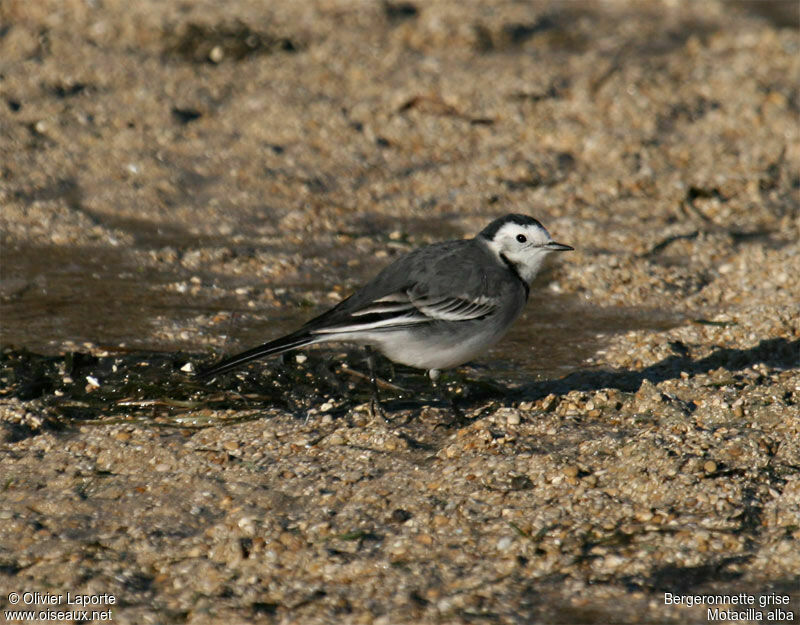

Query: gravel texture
1;1;798;624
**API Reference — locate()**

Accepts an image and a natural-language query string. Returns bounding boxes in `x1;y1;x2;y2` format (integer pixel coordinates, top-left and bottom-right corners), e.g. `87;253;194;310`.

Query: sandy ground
1;1;799;623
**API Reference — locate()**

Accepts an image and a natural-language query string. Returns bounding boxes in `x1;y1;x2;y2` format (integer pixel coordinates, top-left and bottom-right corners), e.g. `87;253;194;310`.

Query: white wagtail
197;214;572;383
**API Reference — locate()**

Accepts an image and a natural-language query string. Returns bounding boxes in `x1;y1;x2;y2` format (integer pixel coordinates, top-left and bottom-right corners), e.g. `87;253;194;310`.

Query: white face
483;221;571;284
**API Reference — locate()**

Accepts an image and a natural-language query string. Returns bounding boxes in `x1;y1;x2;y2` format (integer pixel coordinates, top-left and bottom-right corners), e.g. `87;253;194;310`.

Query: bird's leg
365;346;388;422
428;369;465;422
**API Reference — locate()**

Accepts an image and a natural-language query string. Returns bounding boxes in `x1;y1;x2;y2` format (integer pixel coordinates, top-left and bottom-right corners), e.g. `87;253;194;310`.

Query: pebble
496;536;514;551
326;433;345;446
563;465;579;478
208;45;224;63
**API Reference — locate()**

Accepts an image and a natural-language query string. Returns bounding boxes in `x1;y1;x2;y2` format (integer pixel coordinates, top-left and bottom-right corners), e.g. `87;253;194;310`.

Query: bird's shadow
456;336;799;413
341;335;798;425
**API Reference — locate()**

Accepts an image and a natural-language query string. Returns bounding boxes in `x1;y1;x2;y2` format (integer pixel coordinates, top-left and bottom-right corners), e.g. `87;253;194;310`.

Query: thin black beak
545;241;574;252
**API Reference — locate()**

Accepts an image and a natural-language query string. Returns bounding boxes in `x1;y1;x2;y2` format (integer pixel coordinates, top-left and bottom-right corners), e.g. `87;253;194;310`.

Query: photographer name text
13;591;116;606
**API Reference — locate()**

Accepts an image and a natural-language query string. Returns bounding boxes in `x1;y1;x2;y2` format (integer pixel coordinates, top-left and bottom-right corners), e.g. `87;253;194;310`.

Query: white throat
481;233;549;285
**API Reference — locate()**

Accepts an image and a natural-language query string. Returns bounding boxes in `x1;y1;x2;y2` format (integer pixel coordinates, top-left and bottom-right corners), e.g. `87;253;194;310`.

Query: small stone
208;45;224;63
239;517;257;535
432;514;448;527
496;536;513;550
541;394;558;411
442;445;458;459
703;460;717;473
326;433;345;446
601;554;626;570
223;440;239;451
506;412;521;425
154;463;170;472
563;465;579;478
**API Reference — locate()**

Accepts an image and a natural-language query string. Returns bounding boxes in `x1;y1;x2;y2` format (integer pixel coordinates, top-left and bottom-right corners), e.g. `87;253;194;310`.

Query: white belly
369;325;511;371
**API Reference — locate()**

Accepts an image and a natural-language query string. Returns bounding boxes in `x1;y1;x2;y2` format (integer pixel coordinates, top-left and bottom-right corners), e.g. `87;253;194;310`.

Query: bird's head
478;214;573;284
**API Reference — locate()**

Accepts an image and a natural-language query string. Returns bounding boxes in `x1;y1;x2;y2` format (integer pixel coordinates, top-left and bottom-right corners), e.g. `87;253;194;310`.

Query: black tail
195;331;318;379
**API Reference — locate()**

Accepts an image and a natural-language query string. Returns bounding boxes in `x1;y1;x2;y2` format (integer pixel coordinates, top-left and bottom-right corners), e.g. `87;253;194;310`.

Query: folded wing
311;290;498;335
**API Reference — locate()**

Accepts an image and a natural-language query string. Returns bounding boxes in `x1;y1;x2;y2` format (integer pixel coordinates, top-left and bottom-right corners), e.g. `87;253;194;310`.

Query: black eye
516;234;527;243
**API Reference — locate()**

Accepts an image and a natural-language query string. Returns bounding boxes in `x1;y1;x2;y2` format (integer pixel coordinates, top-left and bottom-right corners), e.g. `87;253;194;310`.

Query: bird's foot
369;395;390;424
428;370;470;425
